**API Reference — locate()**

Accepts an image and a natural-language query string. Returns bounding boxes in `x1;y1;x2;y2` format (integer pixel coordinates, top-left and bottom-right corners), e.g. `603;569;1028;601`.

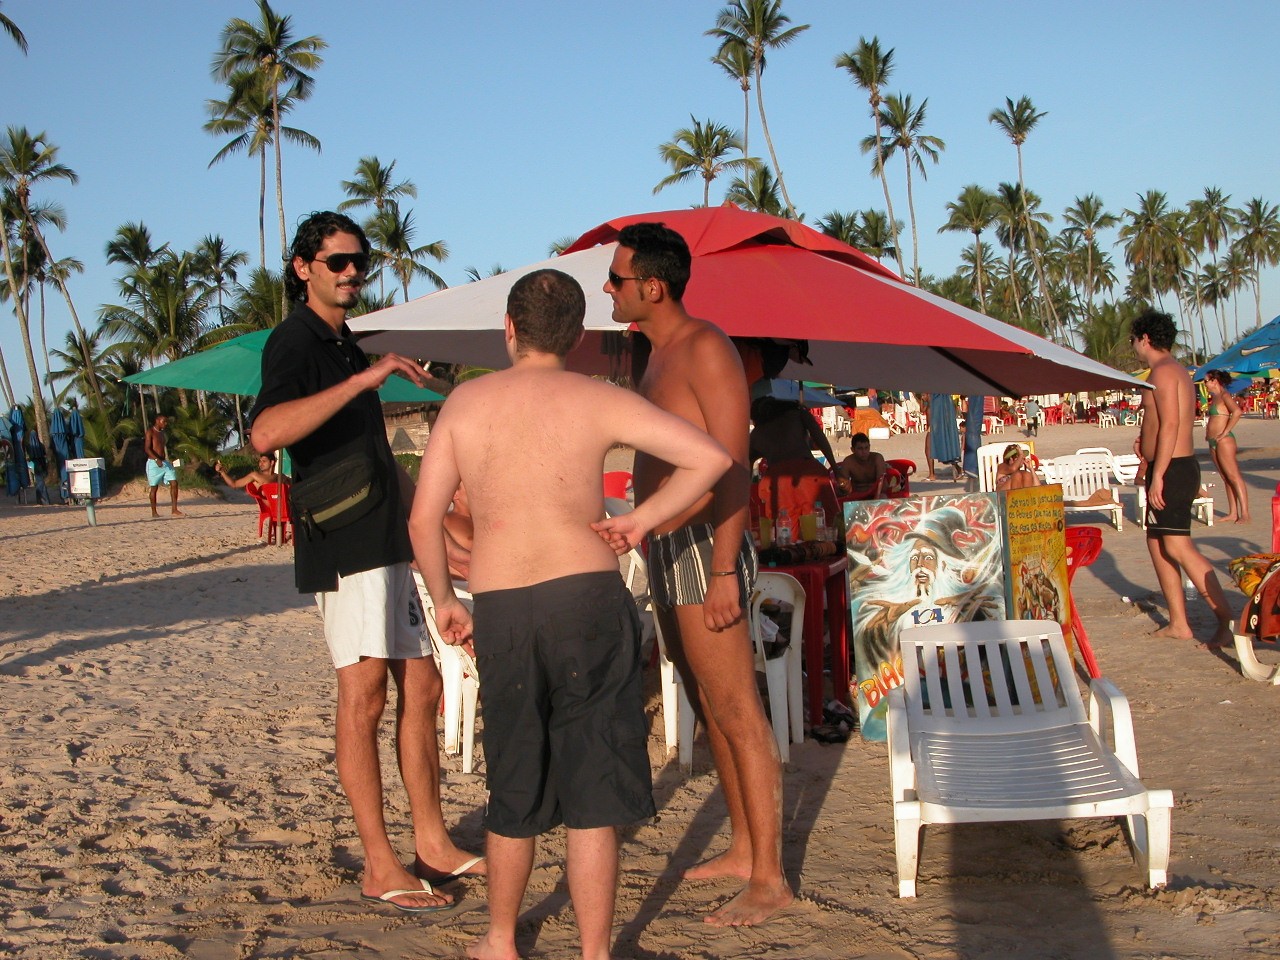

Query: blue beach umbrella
1194;315;1280;379
7;406;29;492
49;407;70;464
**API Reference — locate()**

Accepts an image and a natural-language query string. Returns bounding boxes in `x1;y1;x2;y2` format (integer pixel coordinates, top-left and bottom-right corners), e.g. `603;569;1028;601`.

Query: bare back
1138;356;1197;462
634;319;749;534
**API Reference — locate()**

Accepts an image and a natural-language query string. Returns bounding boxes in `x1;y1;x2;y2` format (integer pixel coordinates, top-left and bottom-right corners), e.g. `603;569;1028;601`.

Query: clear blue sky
4;0;1279;399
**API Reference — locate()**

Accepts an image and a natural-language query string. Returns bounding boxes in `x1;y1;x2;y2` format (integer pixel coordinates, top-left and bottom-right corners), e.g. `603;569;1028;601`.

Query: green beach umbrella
123;329;444;402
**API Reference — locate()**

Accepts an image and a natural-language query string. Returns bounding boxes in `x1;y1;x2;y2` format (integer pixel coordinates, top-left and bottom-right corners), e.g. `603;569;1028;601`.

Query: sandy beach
2;415;1279;959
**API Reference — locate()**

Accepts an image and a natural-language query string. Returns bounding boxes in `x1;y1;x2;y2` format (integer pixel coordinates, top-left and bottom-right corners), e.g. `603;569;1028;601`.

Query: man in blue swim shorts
1131;309;1233;647
411;268;730;960
143;414;183;518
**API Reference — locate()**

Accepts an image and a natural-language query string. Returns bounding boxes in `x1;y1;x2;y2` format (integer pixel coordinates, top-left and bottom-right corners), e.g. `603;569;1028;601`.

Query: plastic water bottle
777;508;792;547
813;500;827;542
1183;575;1196;601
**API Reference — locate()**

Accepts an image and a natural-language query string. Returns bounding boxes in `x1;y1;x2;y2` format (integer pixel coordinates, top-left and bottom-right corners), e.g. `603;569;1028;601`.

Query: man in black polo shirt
250;211;482;914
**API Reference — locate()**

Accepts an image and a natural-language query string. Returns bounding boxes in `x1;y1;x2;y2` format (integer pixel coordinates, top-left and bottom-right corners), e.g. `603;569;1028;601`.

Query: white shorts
314;562;432;669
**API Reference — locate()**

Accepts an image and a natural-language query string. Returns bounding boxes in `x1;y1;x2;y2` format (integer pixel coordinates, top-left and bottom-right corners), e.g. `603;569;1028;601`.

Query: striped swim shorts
646;523;758;608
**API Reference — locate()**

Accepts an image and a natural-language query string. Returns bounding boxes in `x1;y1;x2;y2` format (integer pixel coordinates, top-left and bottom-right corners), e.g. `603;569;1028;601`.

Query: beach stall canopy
350;204;1145;398
1194;315;1280;380
123;329;445;402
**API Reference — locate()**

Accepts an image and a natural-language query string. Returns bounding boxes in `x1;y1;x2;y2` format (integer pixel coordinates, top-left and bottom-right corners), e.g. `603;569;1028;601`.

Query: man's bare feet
1204;622;1234;648
467;934;519;960
170;509;187;517
704;879;794;927
1223;513;1238;523
1151;624;1194;640
684;850;752;882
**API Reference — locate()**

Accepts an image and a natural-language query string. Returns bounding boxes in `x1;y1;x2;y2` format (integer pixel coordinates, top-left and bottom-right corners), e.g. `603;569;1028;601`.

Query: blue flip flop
361;878;454;914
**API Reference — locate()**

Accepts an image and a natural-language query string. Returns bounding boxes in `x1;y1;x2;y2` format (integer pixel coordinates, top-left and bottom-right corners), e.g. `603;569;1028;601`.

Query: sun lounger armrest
886;686;916;802
1088;677;1140;778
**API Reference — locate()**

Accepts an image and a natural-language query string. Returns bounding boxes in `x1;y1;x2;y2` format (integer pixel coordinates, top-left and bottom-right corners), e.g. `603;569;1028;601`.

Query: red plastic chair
603;470;633;500
884;459;916;498
244;481;271;539
258;481;292;546
1064;525;1103;678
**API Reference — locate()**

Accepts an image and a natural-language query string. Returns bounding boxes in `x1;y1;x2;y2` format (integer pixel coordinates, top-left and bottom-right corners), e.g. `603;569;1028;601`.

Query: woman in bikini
1203;369;1249;522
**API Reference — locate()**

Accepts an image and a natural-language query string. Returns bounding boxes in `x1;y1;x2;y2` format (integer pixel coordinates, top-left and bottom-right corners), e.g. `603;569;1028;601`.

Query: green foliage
395;452;422;481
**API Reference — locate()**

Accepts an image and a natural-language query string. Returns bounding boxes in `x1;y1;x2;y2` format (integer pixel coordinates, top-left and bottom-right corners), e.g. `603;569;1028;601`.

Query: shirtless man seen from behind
606;222;792;926
1131;308;1233;647
411;268;732;960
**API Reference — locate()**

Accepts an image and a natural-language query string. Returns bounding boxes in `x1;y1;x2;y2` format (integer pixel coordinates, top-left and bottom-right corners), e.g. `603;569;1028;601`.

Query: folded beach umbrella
67;406;84;458
352;204;1143;398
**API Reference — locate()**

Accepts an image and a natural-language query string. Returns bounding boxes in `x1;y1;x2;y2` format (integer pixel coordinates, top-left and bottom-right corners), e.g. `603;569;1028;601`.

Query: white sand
1;418;1278;959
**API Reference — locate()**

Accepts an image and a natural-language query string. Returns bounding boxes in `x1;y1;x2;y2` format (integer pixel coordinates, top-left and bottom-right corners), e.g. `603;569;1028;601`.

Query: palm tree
339;156;417;216
653;116;757;207
710;41;753;159
706;0;809;219
1187;187;1239;346
1219;246;1254;342
1061;193;1119;320
938;185;996;310
958;242;1003;314
228;266;285;331
853;209;899;263
547;236;576;257
1232;197;1280;328
992;181;1052;324
212;0;325;262
862;92;944;283
192;234;248;328
989;96;1058;335
0;126;106;415
724;165;786;217
205;69;319;268
365;206;448;303
835;37;901;271
816;210;859;246
1120;190;1173;306
0;2;26;53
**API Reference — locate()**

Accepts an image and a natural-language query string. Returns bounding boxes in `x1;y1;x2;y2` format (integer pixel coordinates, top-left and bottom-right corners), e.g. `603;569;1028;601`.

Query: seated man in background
749;395;842;537
215;452;286;490
837;432;888;498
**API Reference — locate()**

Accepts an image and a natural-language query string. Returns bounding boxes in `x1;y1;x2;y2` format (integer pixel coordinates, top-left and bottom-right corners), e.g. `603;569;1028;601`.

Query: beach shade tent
1194;315;1280;380
350;204;1145;398
122;329;445;403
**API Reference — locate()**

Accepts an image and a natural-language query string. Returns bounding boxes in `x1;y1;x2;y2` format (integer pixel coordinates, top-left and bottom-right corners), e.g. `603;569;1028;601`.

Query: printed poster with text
1002;484;1073;653
845;492;1004;742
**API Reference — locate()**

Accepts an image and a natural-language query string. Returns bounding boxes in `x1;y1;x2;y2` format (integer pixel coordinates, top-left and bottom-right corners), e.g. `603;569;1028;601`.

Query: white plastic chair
888;619;1173;898
1135;482;1214;529
749;572;806;762
413;572;480;774
1054;453;1124;530
975;440;1034;493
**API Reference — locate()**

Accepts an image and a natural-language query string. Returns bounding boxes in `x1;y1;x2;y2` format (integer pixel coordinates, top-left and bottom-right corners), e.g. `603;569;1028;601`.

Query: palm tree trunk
872;110;902;274
972;231;987;311
903;155;919;283
753;62;796;219
0;344;16;407
1015;146;1060;339
272;88;288;264
38;285;51;389
1253;268;1263;330
0;223;52;470
258;148;267;268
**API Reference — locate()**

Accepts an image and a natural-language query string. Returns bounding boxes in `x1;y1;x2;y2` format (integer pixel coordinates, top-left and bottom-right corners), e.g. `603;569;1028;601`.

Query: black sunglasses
314;252;370;274
607;270;647;287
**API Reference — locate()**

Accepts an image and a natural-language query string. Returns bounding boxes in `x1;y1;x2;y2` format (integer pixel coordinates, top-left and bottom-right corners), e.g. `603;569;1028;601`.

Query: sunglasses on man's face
607;270;646;288
313;252;370;274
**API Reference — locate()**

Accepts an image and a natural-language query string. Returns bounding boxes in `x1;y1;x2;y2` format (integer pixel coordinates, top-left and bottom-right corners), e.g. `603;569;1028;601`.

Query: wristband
709;570;737;577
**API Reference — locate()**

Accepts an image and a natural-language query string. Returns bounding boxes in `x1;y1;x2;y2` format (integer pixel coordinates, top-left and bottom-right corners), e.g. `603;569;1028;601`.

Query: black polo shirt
249;303;412;593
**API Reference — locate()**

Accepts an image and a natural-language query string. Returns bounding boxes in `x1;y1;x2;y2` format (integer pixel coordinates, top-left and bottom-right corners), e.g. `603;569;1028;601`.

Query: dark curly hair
284;211;370;303
617;222;691;301
1130;308;1179;352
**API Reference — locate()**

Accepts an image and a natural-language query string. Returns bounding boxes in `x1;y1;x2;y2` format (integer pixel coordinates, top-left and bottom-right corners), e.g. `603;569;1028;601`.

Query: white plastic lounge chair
1054;453;1124;530
414;573;480;774
1233;634;1280;684
887;619;1173;898
749;572;806;762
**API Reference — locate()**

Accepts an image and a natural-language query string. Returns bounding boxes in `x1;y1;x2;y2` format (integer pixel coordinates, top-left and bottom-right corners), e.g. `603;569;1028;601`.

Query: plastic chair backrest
1065;525;1103;578
976;441;1033;493
260;481;291;521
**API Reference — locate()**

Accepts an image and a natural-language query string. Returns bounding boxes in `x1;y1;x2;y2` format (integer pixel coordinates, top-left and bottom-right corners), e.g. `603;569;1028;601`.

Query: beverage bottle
777;508;792;547
813;500;827;542
1183;575;1196;601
